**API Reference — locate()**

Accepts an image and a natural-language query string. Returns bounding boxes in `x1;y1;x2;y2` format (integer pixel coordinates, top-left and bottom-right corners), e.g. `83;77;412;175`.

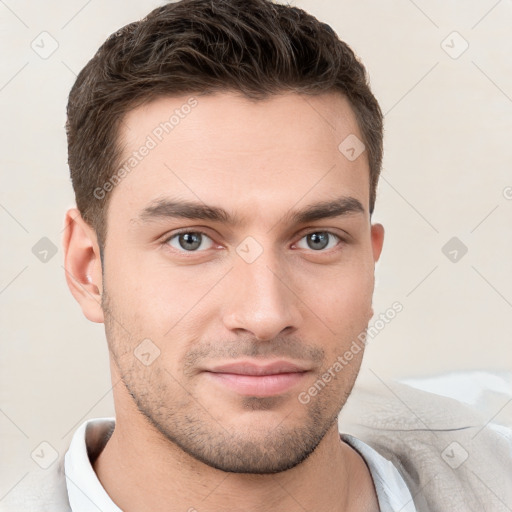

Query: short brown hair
66;0;383;249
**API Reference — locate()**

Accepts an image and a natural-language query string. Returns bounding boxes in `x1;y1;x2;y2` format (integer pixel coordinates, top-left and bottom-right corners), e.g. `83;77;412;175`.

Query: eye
165;231;214;252
295;231;340;251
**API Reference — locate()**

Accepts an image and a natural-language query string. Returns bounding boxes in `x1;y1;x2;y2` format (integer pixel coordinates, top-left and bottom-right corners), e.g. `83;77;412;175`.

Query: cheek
303;261;375;330
106;266;212;366
107;255;194;321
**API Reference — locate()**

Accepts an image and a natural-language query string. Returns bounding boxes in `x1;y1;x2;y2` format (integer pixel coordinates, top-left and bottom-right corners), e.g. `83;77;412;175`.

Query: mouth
203;360;310;397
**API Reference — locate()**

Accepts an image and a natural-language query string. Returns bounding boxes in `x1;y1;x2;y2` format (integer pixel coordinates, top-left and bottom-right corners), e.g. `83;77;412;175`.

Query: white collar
65;417;121;512
341;433;417;512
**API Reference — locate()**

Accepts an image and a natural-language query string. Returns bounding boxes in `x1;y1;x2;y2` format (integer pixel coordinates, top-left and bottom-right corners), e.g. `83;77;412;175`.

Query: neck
93;407;378;512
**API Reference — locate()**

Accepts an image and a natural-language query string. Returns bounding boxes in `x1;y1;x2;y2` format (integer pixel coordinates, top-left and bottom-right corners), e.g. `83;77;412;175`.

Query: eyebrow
136;196;365;227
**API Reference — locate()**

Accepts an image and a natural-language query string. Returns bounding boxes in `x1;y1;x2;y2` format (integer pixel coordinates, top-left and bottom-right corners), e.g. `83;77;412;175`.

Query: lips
209;360;308;376
204;360;310;397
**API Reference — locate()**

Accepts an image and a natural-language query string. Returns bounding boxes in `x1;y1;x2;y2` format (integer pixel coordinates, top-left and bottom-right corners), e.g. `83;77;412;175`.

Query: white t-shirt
64;417;417;512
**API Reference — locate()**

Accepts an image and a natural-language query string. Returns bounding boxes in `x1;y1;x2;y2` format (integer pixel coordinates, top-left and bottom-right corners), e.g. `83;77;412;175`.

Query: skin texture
63;91;384;511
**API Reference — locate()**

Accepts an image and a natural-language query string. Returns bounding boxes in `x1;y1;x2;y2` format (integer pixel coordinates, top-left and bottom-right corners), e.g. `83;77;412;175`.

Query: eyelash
162;229;344;254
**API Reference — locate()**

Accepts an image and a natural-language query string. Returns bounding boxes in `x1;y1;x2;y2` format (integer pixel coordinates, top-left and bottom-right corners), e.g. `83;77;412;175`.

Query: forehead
109;92;370;225
120;91;361;155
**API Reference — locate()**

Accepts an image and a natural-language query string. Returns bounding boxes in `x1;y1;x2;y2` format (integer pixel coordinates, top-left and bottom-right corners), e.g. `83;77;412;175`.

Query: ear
367;223;385;321
62;208;104;323
370;223;384;263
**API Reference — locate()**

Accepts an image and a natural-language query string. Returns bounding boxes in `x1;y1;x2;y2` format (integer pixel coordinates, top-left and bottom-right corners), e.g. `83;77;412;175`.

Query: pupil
180;232;201;250
308;232;328;250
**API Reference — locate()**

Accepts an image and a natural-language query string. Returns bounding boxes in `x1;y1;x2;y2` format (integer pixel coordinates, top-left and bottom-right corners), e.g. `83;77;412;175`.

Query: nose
221;249;302;341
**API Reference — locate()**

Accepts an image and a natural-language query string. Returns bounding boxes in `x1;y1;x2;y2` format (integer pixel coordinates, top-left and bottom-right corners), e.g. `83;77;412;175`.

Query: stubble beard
102;289;361;475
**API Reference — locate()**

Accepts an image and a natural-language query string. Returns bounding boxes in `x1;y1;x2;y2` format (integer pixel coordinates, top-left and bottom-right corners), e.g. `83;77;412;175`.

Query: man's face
100;92;383;473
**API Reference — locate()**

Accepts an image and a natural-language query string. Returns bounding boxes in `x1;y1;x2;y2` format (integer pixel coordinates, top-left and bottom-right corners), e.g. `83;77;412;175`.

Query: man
7;0;511;510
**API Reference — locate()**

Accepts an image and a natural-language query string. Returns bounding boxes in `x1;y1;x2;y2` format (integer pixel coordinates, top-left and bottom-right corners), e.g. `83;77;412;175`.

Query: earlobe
62;208;105;323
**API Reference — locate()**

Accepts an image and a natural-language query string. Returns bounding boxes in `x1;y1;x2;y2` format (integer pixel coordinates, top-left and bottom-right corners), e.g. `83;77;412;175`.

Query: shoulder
3;416;115;512
1;454;71;512
340;377;512;511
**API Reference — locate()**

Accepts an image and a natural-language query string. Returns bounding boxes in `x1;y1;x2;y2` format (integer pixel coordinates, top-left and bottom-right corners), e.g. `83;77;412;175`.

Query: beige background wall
1;0;511;499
